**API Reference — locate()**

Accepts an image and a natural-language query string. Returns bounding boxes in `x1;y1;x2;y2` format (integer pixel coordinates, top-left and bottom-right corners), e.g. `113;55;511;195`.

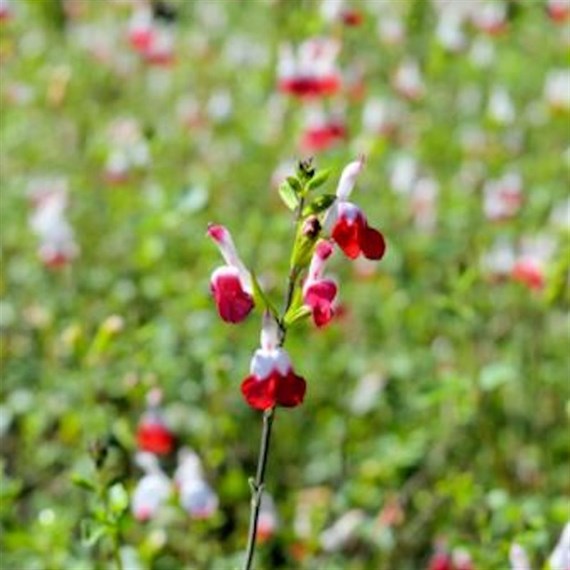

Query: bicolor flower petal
241;315;306;410
208;224;254;324
327;159;386;261
303;241;338;327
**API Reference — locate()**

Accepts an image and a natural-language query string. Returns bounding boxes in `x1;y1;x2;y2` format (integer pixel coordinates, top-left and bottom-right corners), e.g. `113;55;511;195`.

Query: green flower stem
242;406;275;570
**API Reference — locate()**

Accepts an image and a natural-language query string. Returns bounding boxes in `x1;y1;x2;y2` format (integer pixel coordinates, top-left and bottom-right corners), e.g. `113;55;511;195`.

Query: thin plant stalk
242;407;275;570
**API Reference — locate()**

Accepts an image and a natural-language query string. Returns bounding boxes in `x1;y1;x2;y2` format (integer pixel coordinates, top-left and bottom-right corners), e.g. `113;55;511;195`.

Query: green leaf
302;194;336;216
278;182;299;211
306;169;331;191
251;272;279;319
284;305;312;327
71;473;96;492
108;483;129;515
80;519;108;548
286;176;302;193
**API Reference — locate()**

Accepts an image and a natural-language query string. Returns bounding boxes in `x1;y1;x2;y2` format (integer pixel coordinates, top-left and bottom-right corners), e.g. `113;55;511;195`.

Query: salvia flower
174;448;218;519
509;543;531;570
131;452;171;522
327;158;386;261
277;38;342;99
303;240;338;328
241;314;306;410
136;389;175;455
548;0;570;23
28;178;79;269
207;223;255;324
257;493;279;543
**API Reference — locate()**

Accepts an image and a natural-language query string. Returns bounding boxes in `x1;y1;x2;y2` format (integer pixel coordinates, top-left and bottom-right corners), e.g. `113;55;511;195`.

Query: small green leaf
251;272;279;319
286;176;302;193
284;305;312;327
108;483;129;515
71;473;96;492
278;182;299;211
306;169;331;191
80;519;108;548
302;194;336;216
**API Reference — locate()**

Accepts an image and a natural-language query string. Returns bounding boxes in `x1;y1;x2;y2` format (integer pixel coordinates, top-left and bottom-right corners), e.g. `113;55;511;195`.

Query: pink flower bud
303;241;338;328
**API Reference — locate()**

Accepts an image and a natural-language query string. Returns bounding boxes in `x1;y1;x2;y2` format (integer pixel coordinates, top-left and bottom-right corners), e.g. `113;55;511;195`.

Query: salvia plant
207;156;386;569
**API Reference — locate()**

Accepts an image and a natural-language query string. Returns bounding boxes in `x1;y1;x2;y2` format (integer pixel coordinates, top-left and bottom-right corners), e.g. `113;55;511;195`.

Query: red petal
332;217;361;259
211;272;254;323
136;422;174;455
360;226;386;260
276;371;306;408
304;280;337;305
241;374;278;410
304;280;337;328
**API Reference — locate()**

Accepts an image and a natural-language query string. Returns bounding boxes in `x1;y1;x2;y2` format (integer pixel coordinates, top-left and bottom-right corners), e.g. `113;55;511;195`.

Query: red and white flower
28;178;79;269
175;448;218;519
257;493;279;543
483;172;523;221
131;452;171;522
300;104;347;153
207;224;255;324
547;0;570;23
136;389;175;456
277;38;342;99
303;240;338;328
326;158;386;261
241;314;306;410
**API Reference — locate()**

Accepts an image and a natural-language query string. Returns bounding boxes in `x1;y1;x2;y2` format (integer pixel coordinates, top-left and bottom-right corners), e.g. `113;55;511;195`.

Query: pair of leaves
277;169;332;212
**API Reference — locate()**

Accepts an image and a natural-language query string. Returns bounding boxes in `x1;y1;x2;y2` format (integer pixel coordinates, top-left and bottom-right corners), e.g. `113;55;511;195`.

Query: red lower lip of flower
129;31;154;53
211;273;254;323
360;227;386;260
548;6;570;22
241;370;306;410
278;76;341;98
341;10;363;26
144;52;176;66
301;124;347;152
136;423;174;455
512;262;544;290
42;252;72;269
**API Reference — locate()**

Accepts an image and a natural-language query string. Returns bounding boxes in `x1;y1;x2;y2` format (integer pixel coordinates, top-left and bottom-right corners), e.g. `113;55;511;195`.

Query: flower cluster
131;391;217;522
208;158;386;410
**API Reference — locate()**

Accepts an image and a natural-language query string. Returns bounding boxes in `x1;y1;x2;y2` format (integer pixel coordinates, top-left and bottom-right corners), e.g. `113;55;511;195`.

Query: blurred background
1;0;569;569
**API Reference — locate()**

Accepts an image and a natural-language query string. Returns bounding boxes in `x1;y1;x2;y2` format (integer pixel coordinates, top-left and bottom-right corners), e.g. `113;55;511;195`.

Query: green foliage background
0;0;568;569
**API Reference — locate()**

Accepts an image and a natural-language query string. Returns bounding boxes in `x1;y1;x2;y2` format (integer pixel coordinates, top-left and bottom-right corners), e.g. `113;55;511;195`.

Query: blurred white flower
483;172;523;221
390;154;418;195
472;1;507;35
350;372;386;415
509;543;531;570
548;523;570;570
488;86;515;125
470;37;495;68
362;97;405;136
320;509;366;552
411;176;439;231
28;178;79;268
207;90;233;123
257;494;279;542
393;59;425;101
377;16;405;46
544;69;570;112
481;237;516;278
132;453;171;522
175;448;218;519
436;12;466;52
550;198;570;231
